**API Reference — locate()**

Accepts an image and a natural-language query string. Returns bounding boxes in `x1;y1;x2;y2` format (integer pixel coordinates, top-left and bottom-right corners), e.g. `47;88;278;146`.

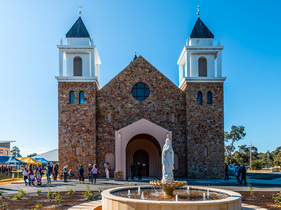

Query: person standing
130;162;135;180
92;164;98;184
28;164;35;186
35;163;42;186
240;163;247;185
88;164;93;183
235;164;241;184
224;162;229;180
23;168;28;186
54;163;59;181
105;163;110;180
46;163;52;185
78;165;85;184
62;165;68;182
137;162;142;180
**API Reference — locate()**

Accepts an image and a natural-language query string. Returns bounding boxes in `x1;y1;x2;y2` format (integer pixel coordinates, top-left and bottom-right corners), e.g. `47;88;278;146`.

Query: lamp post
249;142;253;169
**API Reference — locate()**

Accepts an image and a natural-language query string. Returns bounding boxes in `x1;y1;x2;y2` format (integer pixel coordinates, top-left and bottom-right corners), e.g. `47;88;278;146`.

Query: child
68;169;73;179
23;168;28;186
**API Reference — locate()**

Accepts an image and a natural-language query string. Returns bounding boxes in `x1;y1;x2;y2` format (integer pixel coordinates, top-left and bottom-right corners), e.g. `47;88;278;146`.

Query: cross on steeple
78;5;83;16
197;5;200;17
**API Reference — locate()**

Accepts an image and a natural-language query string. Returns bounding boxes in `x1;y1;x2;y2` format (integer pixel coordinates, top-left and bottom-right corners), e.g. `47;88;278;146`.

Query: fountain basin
101;185;241;210
150;180;187;197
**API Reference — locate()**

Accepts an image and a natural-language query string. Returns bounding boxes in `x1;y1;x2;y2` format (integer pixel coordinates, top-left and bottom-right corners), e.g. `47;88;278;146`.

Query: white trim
179;77;226;89
57;45;95;50
55;76;101;89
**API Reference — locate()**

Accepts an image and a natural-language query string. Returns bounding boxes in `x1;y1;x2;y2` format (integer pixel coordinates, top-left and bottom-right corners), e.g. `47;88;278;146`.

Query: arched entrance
126;134;161;179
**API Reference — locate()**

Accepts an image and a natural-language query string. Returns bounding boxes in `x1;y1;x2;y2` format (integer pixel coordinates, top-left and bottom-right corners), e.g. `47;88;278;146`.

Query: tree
274;151;281;166
224;125;246;164
10;146;22;157
27;153;37;157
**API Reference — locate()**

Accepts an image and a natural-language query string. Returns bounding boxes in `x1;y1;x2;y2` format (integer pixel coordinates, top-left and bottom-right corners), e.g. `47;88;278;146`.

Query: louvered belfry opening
198;57;207;77
74;56;82;76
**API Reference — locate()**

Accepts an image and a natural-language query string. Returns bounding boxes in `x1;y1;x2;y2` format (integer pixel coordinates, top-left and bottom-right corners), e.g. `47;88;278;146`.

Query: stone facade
58;56;224;179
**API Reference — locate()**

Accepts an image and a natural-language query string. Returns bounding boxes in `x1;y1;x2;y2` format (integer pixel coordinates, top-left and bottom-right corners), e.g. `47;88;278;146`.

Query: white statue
162;138;174;183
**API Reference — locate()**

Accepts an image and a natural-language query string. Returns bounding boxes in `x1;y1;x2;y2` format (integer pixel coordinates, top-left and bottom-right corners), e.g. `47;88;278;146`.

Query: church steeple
66;17;90;39
56;15;101;89
189;18;214;39
177;9;225;88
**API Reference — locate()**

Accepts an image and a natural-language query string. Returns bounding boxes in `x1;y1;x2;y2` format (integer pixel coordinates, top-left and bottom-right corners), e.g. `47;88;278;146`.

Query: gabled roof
190;17;214;39
33;149;58;162
66;17;90;38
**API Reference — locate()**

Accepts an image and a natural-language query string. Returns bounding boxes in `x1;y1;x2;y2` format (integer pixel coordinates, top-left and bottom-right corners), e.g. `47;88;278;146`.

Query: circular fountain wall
101;185;241;210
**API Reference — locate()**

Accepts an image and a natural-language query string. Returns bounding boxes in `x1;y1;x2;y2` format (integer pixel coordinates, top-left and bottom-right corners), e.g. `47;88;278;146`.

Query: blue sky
0;1;280;156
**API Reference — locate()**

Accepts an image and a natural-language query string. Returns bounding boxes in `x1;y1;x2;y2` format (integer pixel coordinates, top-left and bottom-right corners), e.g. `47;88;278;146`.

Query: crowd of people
22;163;108;186
224;162;247;185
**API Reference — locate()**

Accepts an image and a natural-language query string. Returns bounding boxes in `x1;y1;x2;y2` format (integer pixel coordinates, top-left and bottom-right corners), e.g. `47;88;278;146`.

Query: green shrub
272;191;281;206
47;187;54;200
83;185;94;200
37;190;42;195
12;188;26;200
54;191;62;206
67;188;74;194
33;203;43;210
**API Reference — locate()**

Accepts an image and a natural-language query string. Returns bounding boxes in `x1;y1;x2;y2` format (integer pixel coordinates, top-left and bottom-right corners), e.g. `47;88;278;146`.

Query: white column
186;51;191;77
217;51;222;77
59;49;63;76
90;49;95;77
179;65;183;85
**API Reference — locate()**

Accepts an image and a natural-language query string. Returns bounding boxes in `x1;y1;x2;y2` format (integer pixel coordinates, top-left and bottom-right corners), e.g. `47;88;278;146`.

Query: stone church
56;14;226;180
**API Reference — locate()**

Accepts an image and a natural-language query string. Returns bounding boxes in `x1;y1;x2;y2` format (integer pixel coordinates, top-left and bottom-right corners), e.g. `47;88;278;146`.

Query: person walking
235;164;241;184
46;163;52;185
62;165;68;182
137;162;142;180
105;163;110;180
28;164;35;186
91;164;98;184
78;165;85;184
130;162;135;180
88;164;93;183
35;163;42;186
224;162;229;180
240;163;247;185
54;163;59;181
23;168;28;186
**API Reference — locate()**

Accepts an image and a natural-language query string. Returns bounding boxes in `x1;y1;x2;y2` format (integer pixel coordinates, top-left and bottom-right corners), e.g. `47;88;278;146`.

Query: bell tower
179;9;226;179
56;14;99;176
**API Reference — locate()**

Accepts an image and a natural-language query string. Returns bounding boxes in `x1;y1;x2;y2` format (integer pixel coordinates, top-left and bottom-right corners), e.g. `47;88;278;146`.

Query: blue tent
34;158;51;165
0;156;10;164
6;156;26;165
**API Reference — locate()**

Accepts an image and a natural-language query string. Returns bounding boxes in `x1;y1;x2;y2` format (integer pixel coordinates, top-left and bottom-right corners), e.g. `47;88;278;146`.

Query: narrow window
174;153;179;170
107;113;111;122
79;91;84;104
75;147;79;156
170;113;175;123
5;150;8;155
204;147;208;157
69;91;75;104
207;91;212;104
74;56;82;76
197;91;202;105
198;57;207;77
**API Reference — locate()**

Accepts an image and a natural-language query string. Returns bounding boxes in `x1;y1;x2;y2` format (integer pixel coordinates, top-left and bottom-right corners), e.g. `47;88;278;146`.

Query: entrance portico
115;118;172;180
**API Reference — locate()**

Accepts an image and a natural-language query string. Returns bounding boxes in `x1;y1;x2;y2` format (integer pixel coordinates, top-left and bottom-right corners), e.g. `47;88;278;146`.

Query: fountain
101;138;242;210
150;138;187;196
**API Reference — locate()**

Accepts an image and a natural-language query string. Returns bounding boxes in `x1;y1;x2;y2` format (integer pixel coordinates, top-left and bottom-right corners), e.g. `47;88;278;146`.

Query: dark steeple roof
190;17;214;39
66;17;90;38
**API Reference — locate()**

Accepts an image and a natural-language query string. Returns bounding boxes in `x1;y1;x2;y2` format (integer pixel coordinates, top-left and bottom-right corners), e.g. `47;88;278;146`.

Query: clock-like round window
132;82;150;102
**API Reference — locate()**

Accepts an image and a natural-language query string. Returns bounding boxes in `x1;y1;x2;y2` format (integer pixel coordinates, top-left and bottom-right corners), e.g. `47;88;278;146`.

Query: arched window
204;147;208;157
197;91;202;105
198;57;207;77
69;91;75;104
207;91;212;104
79;91;84;104
74;56;82;76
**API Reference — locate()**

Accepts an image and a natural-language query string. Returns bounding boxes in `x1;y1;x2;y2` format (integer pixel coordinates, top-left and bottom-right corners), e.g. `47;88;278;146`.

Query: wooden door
133;149;149;176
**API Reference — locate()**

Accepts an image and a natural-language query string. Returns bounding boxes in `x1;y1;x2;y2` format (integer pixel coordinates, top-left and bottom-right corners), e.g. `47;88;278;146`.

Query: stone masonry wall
58;82;97;177
184;82;225;179
96;56;187;178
